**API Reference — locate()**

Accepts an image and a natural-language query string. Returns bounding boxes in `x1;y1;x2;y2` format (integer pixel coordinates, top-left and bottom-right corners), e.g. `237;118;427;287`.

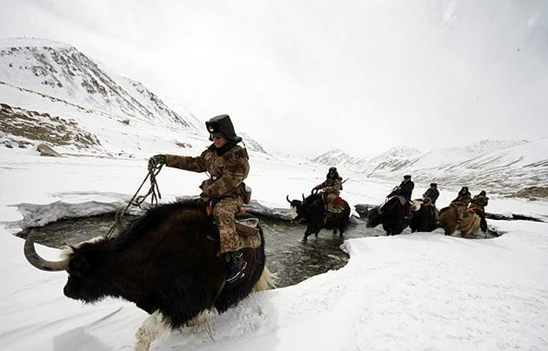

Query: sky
1;0;547;157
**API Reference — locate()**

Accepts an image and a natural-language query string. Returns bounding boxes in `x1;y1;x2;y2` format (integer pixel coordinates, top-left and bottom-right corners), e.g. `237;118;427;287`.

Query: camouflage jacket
314;177;342;195
165;143;250;200
471;194;489;207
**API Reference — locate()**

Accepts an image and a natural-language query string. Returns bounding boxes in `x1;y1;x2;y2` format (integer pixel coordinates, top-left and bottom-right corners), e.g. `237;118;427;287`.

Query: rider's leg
213;197;246;283
324;193;337;224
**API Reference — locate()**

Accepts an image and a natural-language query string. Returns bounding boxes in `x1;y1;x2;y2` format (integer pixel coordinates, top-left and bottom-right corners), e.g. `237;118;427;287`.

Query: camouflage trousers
213;196;243;254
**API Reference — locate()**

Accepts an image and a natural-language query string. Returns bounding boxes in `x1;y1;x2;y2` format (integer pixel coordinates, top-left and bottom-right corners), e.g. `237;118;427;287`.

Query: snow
1;144;548;351
1;38;548;351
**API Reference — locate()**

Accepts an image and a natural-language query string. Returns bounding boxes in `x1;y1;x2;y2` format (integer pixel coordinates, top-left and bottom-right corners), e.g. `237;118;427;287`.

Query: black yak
24;199;273;350
286;193;351;242
366;196;408;235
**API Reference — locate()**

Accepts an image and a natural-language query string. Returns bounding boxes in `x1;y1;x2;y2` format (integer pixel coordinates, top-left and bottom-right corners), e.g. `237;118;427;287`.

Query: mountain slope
313;140;548;193
0;38;200;132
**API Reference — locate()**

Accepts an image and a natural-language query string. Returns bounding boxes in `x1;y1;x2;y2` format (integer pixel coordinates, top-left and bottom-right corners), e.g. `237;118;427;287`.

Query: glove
148;154;166;170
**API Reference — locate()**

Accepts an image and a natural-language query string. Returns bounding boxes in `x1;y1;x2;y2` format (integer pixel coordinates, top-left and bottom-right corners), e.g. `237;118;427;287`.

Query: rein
105;163;164;238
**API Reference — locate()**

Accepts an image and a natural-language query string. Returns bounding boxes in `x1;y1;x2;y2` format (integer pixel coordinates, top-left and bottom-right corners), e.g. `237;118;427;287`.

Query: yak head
24;209;130;303
286;194;306;221
286;193;325;223
411;199;423;212
24;232;111;303
366;207;382;228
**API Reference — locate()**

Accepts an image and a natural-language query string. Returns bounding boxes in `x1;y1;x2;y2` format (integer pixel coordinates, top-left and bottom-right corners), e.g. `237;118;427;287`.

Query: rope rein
105;164;164;238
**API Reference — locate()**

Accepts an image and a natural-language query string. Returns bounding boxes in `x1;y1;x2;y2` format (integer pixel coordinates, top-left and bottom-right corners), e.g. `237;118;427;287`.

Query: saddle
205;205;262;251
333;196;346;209
383;196;409;211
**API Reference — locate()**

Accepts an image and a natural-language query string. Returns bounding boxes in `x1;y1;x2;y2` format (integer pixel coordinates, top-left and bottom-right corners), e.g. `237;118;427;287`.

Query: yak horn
286;195;291;203
302;193;306;202
24;231;69;272
115;208;126;233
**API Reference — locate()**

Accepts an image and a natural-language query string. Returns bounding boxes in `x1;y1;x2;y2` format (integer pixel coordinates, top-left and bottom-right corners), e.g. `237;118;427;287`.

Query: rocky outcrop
37;144;61;157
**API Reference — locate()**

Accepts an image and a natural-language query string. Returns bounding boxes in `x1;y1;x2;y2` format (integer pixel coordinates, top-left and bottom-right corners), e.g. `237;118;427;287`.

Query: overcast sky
2;0;547;157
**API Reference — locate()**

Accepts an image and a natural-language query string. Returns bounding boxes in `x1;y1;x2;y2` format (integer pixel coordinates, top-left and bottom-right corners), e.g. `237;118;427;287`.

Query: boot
226;251;247;284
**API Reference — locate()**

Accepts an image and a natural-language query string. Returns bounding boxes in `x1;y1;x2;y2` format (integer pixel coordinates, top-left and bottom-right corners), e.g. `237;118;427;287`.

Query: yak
438;205;481;238
409;199;438;232
286;193;351;242
366;196;408;235
24;199;274;351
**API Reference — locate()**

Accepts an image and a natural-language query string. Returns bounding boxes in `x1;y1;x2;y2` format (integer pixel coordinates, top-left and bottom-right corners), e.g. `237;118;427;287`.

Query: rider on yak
421;182;440;222
450;186;472;224
423;183;439;205
470;190;489;232
387;175;415;219
148;114;250;284
312;167;344;223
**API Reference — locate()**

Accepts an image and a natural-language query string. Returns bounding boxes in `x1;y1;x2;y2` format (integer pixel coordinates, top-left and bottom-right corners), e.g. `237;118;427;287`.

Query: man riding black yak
408;182;440;232
387;175;415;219
24;114;271;351
423;183;439;205
312;166;344;222
149;114;250;284
287;167;350;241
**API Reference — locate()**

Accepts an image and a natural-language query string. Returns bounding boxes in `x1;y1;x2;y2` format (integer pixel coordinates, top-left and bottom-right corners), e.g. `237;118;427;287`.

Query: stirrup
226;252;247;284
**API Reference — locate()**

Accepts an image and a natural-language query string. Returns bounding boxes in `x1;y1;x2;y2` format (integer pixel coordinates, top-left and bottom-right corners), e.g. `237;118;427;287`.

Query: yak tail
253;266;277;292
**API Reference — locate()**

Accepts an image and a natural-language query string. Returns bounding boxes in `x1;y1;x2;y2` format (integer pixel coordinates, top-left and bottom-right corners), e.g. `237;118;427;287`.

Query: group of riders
384;175;489;229
147;114;490;285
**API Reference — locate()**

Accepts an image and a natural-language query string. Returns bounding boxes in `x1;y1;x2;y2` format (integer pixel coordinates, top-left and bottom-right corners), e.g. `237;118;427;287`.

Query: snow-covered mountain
0;38;202;132
313;146;422;172
313;140;548;193
0;37;271;158
239;132;268;154
366;146;422;173
311;149;357;167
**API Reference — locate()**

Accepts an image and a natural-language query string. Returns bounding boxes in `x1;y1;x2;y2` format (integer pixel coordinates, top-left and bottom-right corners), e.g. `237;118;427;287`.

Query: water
16;213;499;288
17;214;382;288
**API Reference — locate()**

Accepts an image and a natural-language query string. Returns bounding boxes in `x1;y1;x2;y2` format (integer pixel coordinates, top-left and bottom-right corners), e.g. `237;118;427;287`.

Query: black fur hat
430;183;437;187
205;114;242;142
403;175;412;179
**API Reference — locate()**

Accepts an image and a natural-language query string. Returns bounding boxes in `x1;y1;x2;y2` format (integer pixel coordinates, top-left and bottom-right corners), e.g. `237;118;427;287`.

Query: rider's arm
165;153;207;173
201;150;250;199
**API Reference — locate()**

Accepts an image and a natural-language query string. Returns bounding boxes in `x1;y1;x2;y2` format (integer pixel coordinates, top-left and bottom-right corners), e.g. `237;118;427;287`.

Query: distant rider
312;167;343;222
387;175;415;219
423;183;439;205
450;186;472;223
470;190;489;232
148;114;250;284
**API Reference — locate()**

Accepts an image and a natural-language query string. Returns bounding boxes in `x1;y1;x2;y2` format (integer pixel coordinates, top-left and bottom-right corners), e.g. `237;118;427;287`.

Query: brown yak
438;206;481;238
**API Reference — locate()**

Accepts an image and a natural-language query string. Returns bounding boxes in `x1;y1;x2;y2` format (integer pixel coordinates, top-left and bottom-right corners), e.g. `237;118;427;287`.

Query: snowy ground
1;146;548;351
